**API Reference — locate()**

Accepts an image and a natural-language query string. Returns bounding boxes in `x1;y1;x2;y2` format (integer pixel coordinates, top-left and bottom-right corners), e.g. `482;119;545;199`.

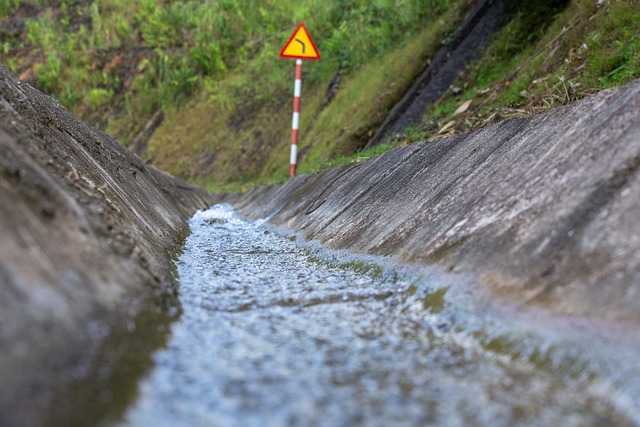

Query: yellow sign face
280;23;321;60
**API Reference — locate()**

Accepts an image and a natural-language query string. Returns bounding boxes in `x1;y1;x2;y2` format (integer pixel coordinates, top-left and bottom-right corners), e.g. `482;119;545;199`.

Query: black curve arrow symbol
294;38;306;53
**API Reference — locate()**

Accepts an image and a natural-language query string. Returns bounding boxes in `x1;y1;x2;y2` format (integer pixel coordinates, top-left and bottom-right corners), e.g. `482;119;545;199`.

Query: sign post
279;23;320;177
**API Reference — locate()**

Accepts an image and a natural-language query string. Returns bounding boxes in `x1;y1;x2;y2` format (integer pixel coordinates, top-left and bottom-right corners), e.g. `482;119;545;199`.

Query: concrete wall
233;80;640;323
0;65;212;426
3;59;639;424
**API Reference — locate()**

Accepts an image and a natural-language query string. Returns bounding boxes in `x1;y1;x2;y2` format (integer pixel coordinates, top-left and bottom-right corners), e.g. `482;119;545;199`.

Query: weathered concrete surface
0;65;212;426
232;80;640;322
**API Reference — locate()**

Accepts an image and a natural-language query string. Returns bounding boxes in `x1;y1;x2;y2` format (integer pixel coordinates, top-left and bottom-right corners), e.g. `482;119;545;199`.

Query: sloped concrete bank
0;65;212;426
231;80;640;323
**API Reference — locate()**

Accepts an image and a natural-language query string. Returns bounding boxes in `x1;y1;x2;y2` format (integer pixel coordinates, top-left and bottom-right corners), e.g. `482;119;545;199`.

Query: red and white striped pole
290;59;302;177
280;23;320;175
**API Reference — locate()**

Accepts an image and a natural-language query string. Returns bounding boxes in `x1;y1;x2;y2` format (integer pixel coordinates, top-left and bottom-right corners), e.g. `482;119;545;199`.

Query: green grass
295;22;447;172
2;0;638;191
1;0;471;188
0;0;19;16
141;0;472;188
405;0;640;144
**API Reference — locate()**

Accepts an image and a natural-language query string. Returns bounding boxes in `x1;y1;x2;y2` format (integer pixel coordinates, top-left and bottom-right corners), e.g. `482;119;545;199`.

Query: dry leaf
453;99;472;116
438;120;456;134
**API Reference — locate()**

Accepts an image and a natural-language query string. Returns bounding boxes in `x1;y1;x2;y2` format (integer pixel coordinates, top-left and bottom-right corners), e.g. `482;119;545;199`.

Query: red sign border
279;22;321;60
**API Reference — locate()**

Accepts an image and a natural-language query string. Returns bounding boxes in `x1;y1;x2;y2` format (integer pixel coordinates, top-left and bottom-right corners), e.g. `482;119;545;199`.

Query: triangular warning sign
279;23;321;60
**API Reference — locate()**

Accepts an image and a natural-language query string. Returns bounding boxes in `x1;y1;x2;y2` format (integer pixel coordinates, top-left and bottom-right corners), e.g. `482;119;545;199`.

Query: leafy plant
86;87;114;111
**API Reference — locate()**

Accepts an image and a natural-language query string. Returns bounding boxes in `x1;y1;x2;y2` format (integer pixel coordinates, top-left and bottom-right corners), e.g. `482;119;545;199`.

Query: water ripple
118;204;636;427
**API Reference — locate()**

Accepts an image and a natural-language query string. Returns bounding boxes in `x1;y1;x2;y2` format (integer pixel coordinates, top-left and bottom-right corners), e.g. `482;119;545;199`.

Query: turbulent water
118;205;639;427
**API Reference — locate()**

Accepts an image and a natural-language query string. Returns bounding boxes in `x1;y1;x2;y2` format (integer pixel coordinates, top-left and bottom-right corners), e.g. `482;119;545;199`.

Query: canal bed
117;204;640;426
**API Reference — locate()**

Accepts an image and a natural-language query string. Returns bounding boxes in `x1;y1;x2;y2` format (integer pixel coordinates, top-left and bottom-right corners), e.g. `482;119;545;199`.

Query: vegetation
1;0;638;191
405;0;640;144
135;0;473;190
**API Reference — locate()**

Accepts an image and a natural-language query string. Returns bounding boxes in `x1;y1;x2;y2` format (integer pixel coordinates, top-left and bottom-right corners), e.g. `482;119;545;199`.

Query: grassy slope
1;0;638;191
144;1;474;192
124;0;640;191
406;0;640;143
1;0;473;190
148;6;468;191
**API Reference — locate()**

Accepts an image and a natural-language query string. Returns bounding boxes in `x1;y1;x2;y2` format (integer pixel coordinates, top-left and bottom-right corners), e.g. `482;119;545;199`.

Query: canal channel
115;204;639;426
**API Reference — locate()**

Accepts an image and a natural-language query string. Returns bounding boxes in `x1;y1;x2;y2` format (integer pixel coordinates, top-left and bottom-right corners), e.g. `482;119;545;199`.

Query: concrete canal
115;205;638;427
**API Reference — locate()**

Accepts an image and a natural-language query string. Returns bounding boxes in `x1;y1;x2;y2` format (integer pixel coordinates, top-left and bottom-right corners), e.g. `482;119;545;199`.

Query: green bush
86;87;114;111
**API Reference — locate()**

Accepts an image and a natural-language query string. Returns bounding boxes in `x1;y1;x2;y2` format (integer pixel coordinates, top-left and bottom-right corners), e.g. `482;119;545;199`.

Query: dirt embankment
0;65;212;426
229;79;640;323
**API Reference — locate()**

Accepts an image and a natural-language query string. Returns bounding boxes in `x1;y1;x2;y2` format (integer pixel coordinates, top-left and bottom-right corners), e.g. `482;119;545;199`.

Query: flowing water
116;204;640;427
